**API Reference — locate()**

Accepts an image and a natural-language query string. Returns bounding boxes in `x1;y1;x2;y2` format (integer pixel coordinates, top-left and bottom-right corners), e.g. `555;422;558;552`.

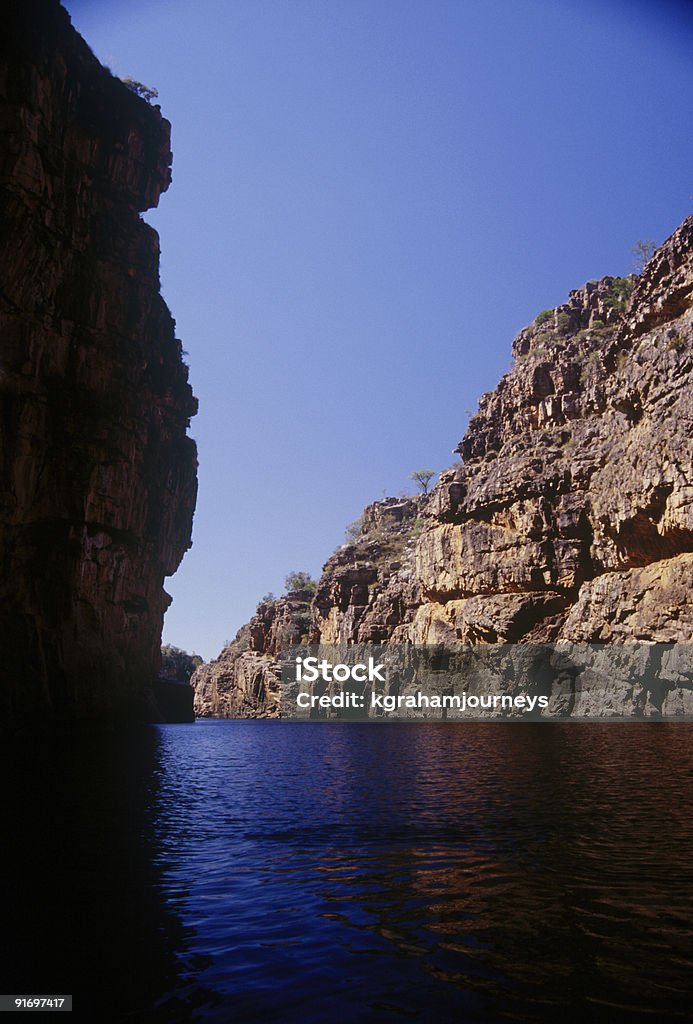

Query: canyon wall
194;217;693;717
0;2;197;726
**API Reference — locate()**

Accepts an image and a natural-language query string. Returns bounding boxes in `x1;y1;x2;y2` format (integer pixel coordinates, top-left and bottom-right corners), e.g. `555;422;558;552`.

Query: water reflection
0;725;214;1022
2;721;692;1021
150;722;693;1022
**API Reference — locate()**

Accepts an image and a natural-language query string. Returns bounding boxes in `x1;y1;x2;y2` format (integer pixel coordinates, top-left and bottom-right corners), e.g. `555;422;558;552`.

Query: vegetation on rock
160;645;203;682
632;239;657;274
284;571;317;593
409;469;437;494
120;77;159;103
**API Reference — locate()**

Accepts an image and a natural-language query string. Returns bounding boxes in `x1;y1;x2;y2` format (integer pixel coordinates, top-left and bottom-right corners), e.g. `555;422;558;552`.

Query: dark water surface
2;721;693;1022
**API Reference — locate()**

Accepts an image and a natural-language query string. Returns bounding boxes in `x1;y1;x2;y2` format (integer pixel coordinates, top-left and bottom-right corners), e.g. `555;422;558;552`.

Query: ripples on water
2;721;693;1021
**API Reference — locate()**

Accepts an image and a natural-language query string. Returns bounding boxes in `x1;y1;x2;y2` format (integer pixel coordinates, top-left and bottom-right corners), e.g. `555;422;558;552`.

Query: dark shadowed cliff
194;216;693;717
0;1;197;726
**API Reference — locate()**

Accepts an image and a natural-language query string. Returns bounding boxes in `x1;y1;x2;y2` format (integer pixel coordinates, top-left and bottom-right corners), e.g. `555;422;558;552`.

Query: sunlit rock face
192;500;424;717
0;2;197;725
416;216;693;647
194;216;693;718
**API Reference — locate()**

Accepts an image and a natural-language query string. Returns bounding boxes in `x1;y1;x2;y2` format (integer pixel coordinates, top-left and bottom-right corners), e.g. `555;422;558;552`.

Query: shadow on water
2;721;693;1022
0;725;217;1022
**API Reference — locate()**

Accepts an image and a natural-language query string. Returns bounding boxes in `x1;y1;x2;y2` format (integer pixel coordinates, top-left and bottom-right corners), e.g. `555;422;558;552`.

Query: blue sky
64;0;693;660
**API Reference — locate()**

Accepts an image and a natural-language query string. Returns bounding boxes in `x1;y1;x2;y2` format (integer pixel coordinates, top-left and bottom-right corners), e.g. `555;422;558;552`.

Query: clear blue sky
64;0;693;660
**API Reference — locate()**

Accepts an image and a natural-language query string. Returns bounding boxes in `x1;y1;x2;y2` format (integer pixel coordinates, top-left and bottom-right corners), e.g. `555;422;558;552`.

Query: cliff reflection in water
2;721;693;1022
0;726;214;1022
154;722;693;1022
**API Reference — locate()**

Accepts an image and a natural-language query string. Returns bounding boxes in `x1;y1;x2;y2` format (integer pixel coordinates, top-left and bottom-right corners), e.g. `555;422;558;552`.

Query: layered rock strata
417;221;693;649
1;2;197;725
192;587;316;718
195;217;693;717
193;499;423;716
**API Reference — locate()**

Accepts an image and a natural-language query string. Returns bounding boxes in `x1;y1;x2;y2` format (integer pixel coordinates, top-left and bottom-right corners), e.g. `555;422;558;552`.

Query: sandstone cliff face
1;2;197;725
192;500;423;717
312;497;423;645
192;588;314;718
415;218;693;648
194;217;693;718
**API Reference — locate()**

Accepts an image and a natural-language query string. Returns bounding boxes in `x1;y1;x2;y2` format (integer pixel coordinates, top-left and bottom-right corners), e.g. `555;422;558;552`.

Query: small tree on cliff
409;469;436;494
632;239;656;274
284;571;317;594
344;515;364;542
121;77;159;103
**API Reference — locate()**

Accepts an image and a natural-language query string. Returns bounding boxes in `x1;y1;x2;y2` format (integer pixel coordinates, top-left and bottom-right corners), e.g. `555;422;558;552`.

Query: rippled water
2;721;693;1021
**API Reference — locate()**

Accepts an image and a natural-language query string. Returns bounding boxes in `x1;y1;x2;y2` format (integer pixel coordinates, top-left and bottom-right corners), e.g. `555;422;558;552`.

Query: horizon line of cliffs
192;214;693;718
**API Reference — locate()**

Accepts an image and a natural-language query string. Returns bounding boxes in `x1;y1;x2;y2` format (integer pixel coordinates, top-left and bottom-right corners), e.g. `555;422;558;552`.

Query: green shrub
409;469;436;494
121;77;159;103
284;571;317;593
535;309;554;326
603;277;634;314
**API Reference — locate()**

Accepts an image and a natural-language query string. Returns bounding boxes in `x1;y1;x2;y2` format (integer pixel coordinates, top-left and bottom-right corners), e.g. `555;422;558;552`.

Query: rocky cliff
193;499;424;716
0;1;197;726
194;215;693;718
416;219;693;650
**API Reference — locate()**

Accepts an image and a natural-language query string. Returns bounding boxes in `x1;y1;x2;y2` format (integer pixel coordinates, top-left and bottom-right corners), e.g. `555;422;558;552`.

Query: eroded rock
195;217;693;717
0;2;197;725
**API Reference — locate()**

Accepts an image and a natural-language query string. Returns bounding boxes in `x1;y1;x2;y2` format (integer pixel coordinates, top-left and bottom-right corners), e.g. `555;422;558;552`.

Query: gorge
2;2;692;728
193;216;693;718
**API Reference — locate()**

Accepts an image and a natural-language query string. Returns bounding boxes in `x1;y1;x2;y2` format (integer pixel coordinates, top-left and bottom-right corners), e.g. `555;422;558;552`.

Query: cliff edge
0;1;198;726
194;216;693;717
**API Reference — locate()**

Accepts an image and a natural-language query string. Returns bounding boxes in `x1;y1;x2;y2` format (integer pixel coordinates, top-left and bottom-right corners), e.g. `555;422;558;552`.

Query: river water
2;720;692;1021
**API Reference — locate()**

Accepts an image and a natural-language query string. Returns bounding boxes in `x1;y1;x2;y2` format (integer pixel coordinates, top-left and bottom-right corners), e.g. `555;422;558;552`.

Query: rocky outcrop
0;2;197;726
155;646;200;724
312;497;423;645
192;500;423;716
192;589;313;718
415;218;693;651
560;553;693;643
159;645;203;683
195;217;693;718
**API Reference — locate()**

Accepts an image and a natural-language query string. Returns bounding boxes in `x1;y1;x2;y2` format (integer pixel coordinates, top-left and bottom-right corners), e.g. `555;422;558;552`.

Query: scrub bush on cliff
121;77;159;103
409;469;436;494
284;572;317;594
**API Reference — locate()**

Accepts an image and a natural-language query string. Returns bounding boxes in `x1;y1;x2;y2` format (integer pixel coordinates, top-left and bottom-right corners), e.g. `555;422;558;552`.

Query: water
2;721;693;1021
